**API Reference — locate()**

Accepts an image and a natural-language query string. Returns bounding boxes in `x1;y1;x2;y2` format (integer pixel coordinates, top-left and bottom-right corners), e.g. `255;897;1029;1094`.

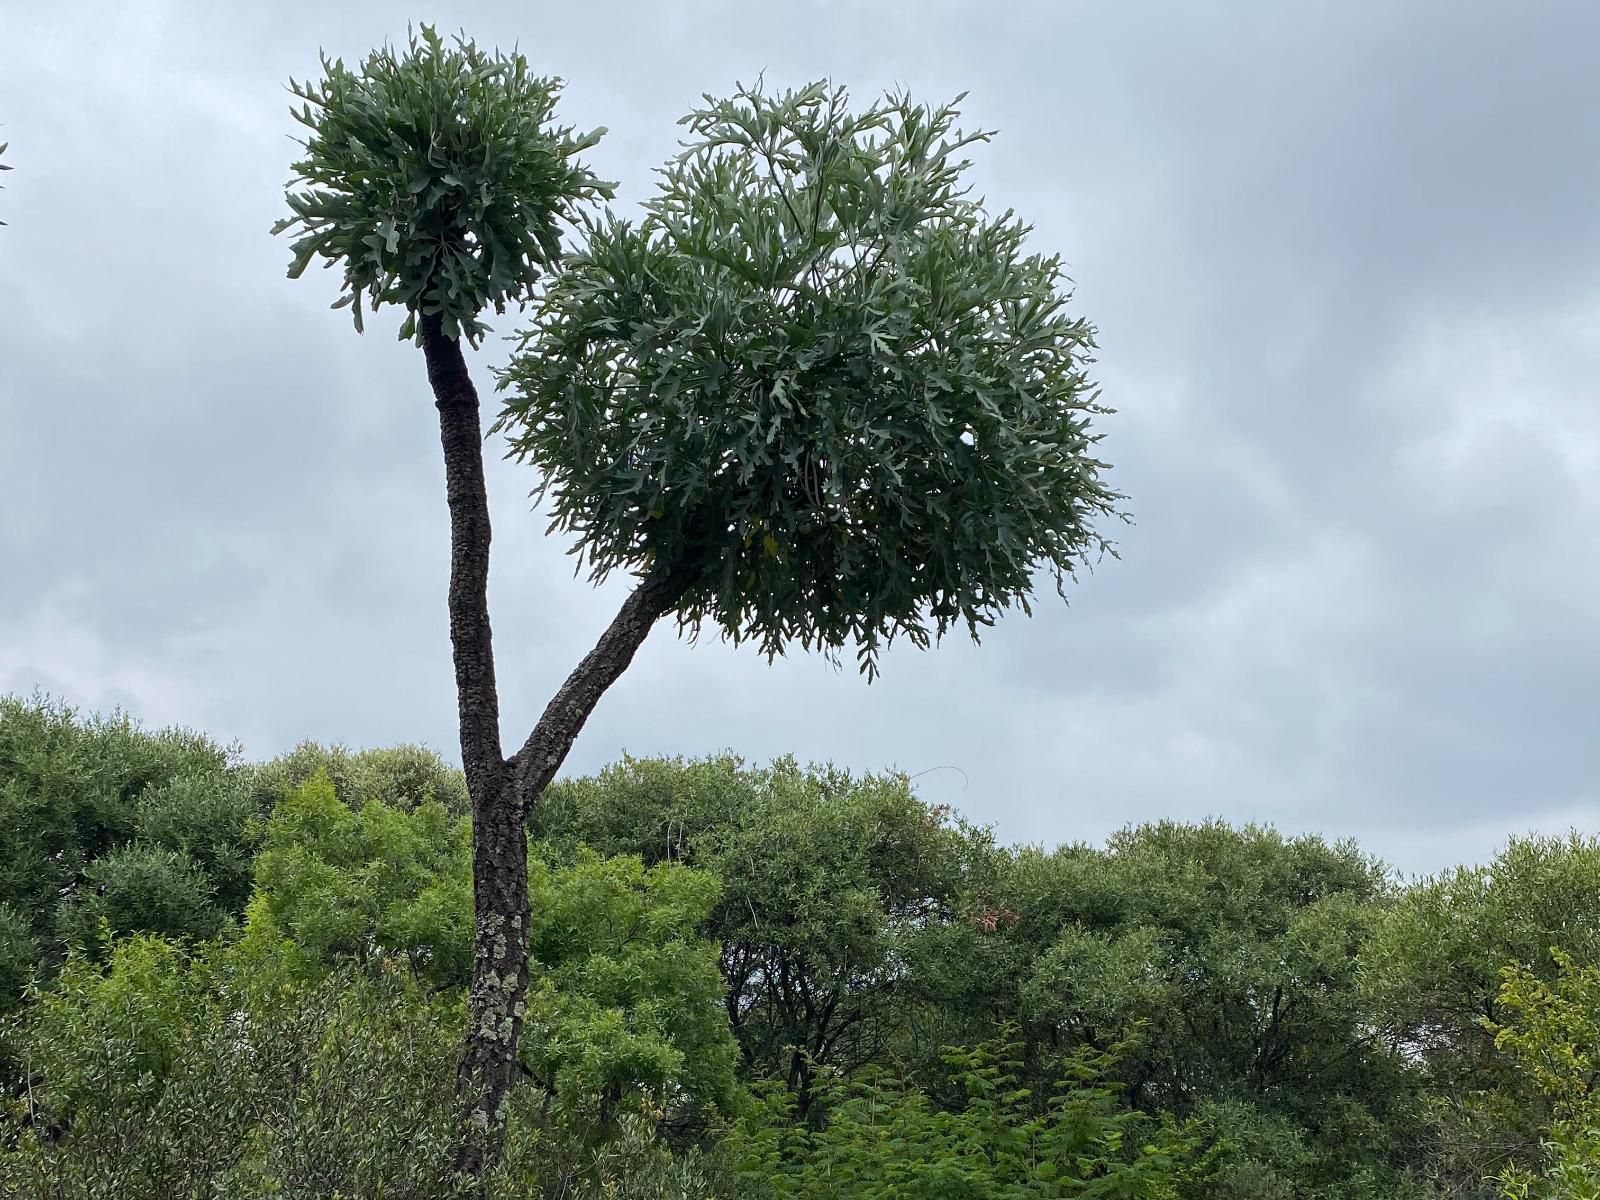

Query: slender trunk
422;315;525;1181
422;314;702;1185
421;316;505;828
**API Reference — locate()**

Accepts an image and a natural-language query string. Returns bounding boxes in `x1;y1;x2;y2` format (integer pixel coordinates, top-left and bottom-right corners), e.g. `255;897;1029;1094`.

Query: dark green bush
55;845;226;955
727;1033;1212;1198
0;696;230;970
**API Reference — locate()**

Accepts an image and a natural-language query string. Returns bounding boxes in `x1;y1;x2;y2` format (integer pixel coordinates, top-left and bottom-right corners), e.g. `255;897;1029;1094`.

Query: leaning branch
507;556;701;806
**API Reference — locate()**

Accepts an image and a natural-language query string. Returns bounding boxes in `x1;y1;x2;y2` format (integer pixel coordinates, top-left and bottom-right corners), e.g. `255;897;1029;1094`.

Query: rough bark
422;314;701;1184
506;556;702;802
422;314;522;1181
422;315;506;817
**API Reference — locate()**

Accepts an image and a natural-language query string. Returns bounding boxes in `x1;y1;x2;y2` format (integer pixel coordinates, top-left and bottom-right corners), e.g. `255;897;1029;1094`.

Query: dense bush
538;754;985;1106
246;740;469;818
239;769;738;1128
543;762;1431;1194
0;696;232;976
1484;950;1600;1199
1363;834;1600;1190
3;937;509;1198
728;1034;1213;1199
2;698;1594;1197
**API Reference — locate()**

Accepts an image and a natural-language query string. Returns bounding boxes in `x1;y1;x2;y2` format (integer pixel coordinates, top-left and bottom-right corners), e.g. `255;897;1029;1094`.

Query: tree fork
427;313;701;1180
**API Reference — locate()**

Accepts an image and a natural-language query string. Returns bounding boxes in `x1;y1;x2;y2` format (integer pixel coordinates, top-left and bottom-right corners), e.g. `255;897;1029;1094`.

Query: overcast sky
4;1;1597;876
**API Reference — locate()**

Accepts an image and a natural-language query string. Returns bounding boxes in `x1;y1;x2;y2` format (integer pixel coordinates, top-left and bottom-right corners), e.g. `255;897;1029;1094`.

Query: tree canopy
274;26;611;344
497;81;1123;674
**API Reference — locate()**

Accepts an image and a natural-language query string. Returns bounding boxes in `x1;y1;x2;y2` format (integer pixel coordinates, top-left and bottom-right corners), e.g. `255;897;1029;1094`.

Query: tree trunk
450;574;693;1183
423;315;524;1181
421;316;701;1186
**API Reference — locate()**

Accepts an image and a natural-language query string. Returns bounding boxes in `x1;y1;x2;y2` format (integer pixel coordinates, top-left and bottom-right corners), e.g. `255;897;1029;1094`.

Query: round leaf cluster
497;83;1124;673
273;26;612;344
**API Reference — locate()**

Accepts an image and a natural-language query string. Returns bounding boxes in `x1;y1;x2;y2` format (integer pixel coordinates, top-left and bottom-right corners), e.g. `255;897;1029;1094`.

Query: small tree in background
276;30;1123;1182
1486;951;1600;1199
0;134;12;225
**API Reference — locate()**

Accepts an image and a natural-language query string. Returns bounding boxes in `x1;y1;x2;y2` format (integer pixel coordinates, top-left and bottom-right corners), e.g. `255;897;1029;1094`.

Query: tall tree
275;35;1123;1179
272;31;610;1179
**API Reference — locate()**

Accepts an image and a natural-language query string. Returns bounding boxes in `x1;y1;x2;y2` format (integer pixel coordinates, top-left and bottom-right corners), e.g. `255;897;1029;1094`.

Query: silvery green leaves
272;26;612;346
0;139;11;226
495;82;1124;676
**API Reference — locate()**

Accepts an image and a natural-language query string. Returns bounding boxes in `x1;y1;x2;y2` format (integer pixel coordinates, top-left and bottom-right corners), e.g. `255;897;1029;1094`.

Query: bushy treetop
496;82;1124;673
272;26;612;344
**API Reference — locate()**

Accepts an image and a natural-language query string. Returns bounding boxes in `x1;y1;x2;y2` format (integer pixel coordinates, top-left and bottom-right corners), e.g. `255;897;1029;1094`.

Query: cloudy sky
4;1;1597;876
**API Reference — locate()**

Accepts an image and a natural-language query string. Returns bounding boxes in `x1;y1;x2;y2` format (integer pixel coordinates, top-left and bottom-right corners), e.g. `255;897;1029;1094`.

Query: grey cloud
2;0;1595;876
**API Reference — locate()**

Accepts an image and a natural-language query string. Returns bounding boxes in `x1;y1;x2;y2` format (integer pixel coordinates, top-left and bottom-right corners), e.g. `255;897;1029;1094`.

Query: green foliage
1036;822;1393;1110
541;762;1426;1195
1;934;728;1199
0;695;232;969
55;845;225;953
18;708;1592;1197
1364;834;1600;1048
247;737;470;817
132;770;262;911
907;821;1420;1196
1362;834;1600;1186
241;768;472;987
535;753;758;864
241;770;738;1123
1177;1100;1430;1200
728;1034;1209;1198
1487;951;1600;1200
0;937;472;1198
521;850;737;1125
48;771;267;959
273;25;612;344
502;1103;734;1199
1491;951;1600;1123
539;755;982;1099
5;935;217;1122
496;81;1122;675
0;904;34;1016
